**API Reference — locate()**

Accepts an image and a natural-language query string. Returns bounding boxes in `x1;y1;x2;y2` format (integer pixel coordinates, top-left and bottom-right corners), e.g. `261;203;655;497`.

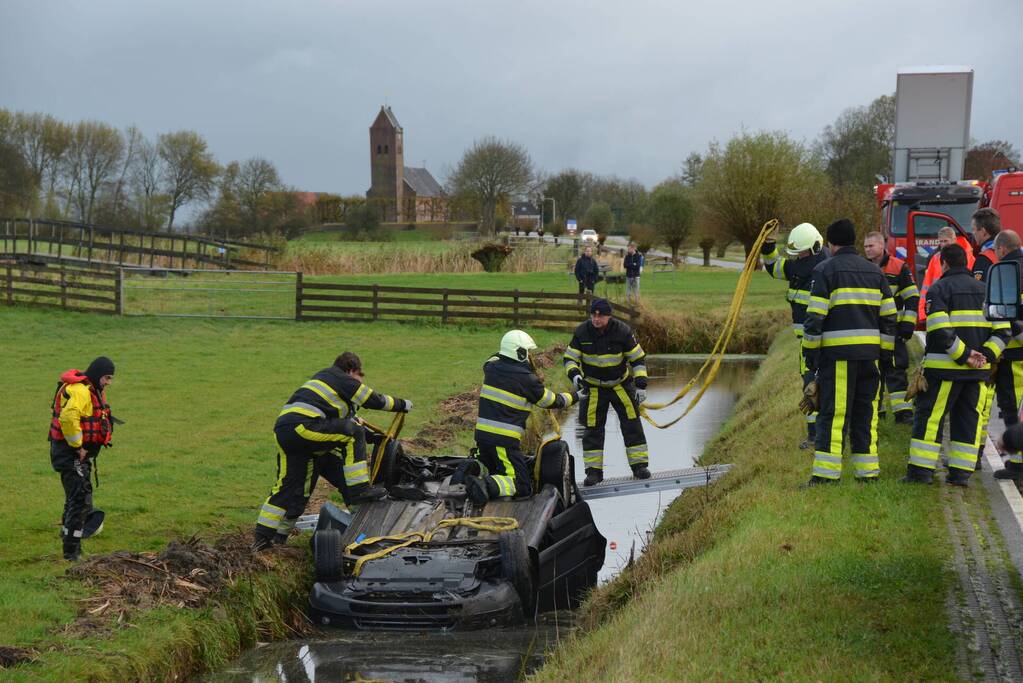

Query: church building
366;106;446;222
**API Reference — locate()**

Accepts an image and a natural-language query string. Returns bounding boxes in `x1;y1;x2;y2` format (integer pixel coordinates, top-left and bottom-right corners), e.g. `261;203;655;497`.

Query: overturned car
308;434;606;630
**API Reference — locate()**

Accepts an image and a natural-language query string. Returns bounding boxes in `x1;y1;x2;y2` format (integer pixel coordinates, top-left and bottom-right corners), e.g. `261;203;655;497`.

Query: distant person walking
575;245;599;298
623;242;644;305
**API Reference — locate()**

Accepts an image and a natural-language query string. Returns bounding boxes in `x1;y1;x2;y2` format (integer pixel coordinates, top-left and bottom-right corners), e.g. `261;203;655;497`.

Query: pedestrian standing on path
575;246;600;299
902;244;1010;487
801;219;896;486
623;242;644;305
49;356;116;561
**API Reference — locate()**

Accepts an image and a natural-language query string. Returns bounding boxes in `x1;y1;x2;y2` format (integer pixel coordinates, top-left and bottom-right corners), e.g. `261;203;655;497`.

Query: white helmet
500;330;537;362
785;222;824;256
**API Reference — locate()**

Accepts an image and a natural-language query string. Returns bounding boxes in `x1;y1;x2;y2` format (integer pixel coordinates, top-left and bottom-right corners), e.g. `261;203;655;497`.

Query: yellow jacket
59;383;95;449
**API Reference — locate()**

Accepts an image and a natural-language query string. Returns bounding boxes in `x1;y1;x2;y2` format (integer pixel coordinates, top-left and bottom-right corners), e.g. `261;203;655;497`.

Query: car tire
499;529;535;616
377;440;404;488
313;528;343;582
539;440;573;502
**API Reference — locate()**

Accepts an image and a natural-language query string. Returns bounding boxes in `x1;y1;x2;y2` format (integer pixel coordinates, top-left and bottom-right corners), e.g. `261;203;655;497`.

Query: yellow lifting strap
639;219;780;430
345;516;520;576
362;412;405;484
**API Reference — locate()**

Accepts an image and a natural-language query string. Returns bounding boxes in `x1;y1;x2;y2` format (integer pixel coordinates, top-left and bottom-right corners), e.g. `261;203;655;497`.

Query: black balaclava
85;356;115;388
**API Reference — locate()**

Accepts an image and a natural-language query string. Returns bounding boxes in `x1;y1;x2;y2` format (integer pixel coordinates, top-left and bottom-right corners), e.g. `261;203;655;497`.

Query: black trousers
910;376;985;472
476;442;532;498
255;418;366;538
579;381;648;471
811;358;880;480
51;441;95;542
995;358;1023;427
879;337;911;415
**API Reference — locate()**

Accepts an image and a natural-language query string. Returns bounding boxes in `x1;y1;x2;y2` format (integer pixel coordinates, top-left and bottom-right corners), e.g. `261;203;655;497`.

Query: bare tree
447;136;533;236
131;134;168;230
65;120;124;223
158;130;219;230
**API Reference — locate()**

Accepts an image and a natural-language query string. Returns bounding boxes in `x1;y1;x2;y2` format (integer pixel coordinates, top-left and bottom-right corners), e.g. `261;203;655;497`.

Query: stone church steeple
367;106;404;221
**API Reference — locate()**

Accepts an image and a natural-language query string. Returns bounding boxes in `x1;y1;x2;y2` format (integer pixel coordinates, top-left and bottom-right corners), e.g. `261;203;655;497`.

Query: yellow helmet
500;330;537;362
785;222;823;256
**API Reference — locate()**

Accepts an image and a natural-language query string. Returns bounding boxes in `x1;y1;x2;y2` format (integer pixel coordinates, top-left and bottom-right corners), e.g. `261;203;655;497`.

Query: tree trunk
167;206;177;231
671;245;680;266
716;241;729;258
702;245;711;267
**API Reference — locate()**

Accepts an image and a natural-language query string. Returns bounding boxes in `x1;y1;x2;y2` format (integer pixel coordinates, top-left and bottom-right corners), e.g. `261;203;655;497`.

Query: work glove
906;364;927;400
399;399;413;412
798;380;818;415
634;389;647;405
572;375;585;392
574;386;589;401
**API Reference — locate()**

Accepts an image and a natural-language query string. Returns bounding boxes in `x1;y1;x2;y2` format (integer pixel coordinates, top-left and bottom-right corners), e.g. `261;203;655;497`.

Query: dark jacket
1002;250;1023;361
761;241;828;339
877;252;920;339
802;246;897;369
564;317;647;388
275;366;406;428
923;266;1010;380
973;240;998;282
623;252;643;278
475;355;577;448
575;255;600;288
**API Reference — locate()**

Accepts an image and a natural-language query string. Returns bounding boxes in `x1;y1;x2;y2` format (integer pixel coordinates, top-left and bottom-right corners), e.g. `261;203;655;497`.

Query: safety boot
900;464;934;485
62;539;81;562
465;476;498;505
631;464;651;480
894;411;913;425
945;468;971;487
346;484;387;505
583;468;604;487
251;532;275;553
994;461;1023;481
799;475;838;489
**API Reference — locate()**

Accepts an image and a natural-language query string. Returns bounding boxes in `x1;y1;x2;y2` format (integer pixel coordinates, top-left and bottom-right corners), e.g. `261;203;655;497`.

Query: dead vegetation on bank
634;305;785;355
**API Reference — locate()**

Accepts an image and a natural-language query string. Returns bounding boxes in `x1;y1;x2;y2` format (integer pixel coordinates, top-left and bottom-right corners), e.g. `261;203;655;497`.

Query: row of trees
0;108;311;237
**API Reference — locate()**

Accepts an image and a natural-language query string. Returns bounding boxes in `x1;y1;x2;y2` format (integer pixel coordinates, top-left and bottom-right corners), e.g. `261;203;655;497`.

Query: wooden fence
2;261;121;314
0;217;279;270
296;279;638;329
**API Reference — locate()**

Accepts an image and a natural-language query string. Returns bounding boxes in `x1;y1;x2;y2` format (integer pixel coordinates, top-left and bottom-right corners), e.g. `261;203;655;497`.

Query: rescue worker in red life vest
972;207;1002;282
49;356;115;561
253;352;411;551
761;222;828;448
564;298;649;486
464;330;581;504
918;227;974;322
863;231;919;424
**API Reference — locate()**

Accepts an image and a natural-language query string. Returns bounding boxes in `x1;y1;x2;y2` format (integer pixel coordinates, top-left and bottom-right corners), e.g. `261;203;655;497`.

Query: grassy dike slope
537;332;963;681
0;306;562;681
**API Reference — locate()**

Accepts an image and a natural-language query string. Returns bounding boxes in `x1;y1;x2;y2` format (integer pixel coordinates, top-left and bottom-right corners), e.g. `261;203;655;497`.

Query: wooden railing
296;279;638;329
2;261;121;314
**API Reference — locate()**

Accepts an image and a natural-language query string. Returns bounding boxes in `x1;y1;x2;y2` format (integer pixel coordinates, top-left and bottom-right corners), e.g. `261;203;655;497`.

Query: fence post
442;289;449;325
60;266;67;309
87;226;95;264
294;272;303;321
372;284;379;321
513;289;520;326
5;265;11;305
115;268;124;315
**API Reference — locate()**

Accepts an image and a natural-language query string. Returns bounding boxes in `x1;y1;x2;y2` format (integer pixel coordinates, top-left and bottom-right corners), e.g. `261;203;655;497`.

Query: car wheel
539;440;572;502
376;440;404;488
499;529;535;616
313;528;343;582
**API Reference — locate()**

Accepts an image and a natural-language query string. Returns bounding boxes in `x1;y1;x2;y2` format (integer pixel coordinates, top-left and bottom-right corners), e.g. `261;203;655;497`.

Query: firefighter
464;330;581;504
902;244;1011;486
802;219;897;486
971;207;1002;282
49;356;116;561
564;298;649;486
992;229;1023;434
863;231;919;423
761;222;828;448
253;352;411;550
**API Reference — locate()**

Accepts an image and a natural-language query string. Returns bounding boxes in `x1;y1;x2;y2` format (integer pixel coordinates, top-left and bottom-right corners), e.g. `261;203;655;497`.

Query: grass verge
535;331;985;681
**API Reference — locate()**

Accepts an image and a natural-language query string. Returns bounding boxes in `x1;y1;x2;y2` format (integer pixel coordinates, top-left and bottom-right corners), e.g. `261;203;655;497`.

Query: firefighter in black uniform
971;207;1002;282
464;330;580;504
564;298;649;486
902;244;1010;486
254;352;411;549
761;222;828;448
863;231;919;423
802;219;897;485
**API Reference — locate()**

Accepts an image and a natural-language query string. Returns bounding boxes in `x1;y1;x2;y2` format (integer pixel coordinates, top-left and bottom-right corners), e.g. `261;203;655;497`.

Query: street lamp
540;195;556;226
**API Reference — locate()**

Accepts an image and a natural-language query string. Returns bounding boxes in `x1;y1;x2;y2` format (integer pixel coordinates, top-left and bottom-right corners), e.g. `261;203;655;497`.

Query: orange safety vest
48;369;112;447
918;238;976;320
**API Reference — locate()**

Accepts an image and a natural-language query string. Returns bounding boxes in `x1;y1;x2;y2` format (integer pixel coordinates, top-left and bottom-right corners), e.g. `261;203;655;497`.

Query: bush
628;224;657;253
471;242;514;272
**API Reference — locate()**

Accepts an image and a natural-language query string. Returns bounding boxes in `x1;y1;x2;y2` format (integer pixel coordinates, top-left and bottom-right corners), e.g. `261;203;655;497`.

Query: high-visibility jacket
49;369;112;449
878;252;920;337
922;266;1010;380
564;317;647;388
973;239;998;282
475;355;576;447
802;246;897;369
275;366;406;427
918;237;975;321
760;241;828;339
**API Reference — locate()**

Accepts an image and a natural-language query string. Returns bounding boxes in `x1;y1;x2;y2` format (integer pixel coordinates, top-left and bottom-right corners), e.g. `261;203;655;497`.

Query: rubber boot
994;461;1023;481
583;468;604;487
631;464;651;480
62;539;81;561
945;468;971;487
799;475;838;489
346;484;387;504
901;464;934;485
252;531;275;553
465;475;498;505
894;410;913;425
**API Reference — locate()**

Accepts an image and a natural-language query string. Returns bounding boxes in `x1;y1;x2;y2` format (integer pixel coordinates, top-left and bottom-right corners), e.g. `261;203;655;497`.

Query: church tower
367;106;404;221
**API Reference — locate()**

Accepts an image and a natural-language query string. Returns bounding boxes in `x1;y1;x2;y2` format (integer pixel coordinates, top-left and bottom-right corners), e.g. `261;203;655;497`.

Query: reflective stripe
613;384;638;419
257;502;286;530
564;347;582;361
581;352;624;367
632;364;648;378
278;401;327;419
948;312;990;327
946;337;967;361
807;296;829;315
565;361;582;374
625;344;644;362
344;462;370;486
625;443;648;466
302;380;346;411
802;333;822;349
984;337;1006;357
821;329;880;346
583;450;603;468
474;417;525;439
909;438;940;469
831;289;882;306
381;394;394;411
898;284;920;299
559;392;574;406
536;388;558;408
812;451;842;479
852;453;879;478
66;431;83;445
491;474;515;497
584;374;629;388
351;383;372;407
898;309;918;324
880;298;897;316
294;424;352;443
480;384;531;411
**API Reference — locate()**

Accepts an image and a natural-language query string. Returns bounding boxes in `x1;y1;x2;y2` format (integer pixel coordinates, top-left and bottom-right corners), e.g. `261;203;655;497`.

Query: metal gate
120;268;298;320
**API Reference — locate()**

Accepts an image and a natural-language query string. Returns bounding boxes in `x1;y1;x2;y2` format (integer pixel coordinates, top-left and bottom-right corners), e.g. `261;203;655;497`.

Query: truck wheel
313;528;343;582
499;529;535;616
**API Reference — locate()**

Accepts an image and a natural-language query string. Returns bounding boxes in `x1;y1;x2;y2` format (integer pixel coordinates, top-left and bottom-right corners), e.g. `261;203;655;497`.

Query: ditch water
204;356;759;683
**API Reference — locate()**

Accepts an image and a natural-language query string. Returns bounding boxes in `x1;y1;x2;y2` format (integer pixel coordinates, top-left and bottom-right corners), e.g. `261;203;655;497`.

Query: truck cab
986;169;1023;233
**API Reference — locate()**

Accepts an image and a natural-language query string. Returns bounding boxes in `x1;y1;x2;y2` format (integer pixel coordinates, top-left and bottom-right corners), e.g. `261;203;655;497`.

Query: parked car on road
580;229;599;243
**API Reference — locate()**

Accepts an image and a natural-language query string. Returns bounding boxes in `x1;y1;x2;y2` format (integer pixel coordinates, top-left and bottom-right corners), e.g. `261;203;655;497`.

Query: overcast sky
3;0;1021;197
